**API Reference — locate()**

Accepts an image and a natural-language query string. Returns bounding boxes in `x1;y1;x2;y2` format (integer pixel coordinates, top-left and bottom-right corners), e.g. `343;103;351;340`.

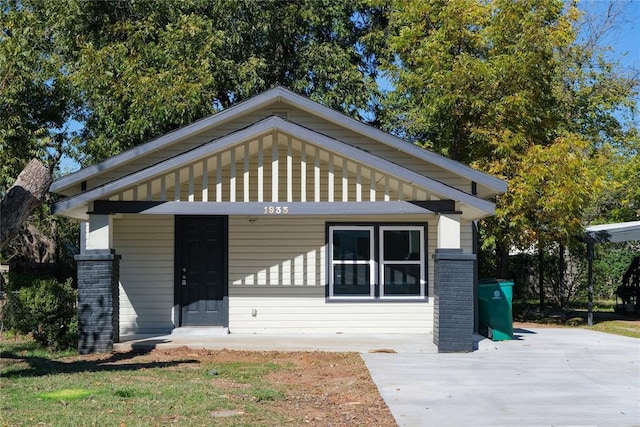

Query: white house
51;87;506;353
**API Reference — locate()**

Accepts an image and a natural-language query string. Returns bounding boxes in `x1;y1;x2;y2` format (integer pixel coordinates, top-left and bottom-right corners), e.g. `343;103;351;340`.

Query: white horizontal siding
229;295;433;334
114;215;175;336
227;214;438;333
110;212;471;336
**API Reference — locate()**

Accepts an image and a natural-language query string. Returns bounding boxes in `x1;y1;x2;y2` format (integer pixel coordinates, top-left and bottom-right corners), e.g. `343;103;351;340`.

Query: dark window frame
326;222;428;302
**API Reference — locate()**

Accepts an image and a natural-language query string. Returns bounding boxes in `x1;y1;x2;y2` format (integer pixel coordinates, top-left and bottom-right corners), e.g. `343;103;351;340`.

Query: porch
114;329;440;354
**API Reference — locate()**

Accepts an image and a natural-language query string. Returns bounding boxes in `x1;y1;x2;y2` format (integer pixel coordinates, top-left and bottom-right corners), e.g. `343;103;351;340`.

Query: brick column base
433;248;476;353
75;249;121;354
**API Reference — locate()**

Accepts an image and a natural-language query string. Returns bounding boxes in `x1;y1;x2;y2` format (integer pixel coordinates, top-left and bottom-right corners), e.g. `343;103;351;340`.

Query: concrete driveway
363;328;640;426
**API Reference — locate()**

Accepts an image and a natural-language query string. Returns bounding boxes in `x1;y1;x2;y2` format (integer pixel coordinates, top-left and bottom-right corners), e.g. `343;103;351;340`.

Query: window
328;224;426;300
329;226;375;298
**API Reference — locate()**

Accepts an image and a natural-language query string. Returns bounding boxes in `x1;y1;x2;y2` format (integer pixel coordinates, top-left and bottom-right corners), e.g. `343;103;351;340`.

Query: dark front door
175;216;228;326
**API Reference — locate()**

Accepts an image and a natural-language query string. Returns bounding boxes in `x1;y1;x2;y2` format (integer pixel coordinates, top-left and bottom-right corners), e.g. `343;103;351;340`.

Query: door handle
181;267;187;285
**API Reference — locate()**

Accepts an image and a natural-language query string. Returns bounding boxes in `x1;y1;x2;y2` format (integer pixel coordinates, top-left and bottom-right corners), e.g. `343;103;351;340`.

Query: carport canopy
584;220;640;325
585;220;640;243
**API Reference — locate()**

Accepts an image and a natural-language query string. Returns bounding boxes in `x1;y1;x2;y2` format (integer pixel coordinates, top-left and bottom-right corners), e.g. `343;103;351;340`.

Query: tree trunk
538;235;545;314
0;159;52;249
495;242;510;279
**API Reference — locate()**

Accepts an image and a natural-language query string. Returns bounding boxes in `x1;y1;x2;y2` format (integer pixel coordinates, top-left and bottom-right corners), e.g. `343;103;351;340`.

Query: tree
1;0;385;264
0;2;79;192
379;0;637;264
0;159;52;250
26;0;384;165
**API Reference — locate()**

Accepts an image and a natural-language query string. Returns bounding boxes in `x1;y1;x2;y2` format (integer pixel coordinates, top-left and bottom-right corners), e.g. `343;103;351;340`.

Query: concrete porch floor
114;329;441;354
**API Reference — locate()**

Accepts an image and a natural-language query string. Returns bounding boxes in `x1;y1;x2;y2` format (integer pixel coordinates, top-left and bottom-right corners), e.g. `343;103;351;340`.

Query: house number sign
263;205;289;214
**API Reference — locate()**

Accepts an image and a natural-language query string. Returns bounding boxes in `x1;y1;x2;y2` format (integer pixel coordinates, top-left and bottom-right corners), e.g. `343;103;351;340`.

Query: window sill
326;297;429;303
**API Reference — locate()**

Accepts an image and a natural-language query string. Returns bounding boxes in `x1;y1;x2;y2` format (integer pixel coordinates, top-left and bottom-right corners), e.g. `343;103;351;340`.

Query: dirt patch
66;347;396;426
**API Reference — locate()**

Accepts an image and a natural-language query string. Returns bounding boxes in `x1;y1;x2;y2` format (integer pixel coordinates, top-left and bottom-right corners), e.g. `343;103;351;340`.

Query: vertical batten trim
160;176;166;201
328;153;334;202
314;146;320;202
146;182;152;201
132;186;138;201
230;148;236;202
258;138;264;202
370;171;376;201
202;159;208;202
300;141;306;202
342;158;348;202
398;181;404;201
287;137;293;202
188;165;194;202
356;164;362;202
216;155;222;202
384;176;390;201
244;143;250;202
272;132;279;202
174;170;180;201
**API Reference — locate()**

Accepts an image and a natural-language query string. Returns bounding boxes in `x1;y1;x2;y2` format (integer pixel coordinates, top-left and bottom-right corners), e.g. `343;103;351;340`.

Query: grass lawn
0;339;393;426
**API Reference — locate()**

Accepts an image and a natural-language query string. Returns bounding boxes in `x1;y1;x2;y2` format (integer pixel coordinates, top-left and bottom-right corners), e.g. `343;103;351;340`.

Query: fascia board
53;116;278;214
277;88;507;195
279;119;497;215
50;87;289;193
53;115;495;217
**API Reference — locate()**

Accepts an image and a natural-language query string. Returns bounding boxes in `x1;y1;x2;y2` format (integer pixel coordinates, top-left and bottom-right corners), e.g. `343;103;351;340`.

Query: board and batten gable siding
105;131;447;207
113;215;175;336
84;101;471;195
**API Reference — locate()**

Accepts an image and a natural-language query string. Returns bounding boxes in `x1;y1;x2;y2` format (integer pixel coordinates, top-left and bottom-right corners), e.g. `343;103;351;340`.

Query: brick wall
433;248;476;353
75;250;121;354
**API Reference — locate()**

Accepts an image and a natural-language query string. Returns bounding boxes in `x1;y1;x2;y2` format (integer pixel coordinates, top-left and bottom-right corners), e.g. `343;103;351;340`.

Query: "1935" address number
263;205;289;214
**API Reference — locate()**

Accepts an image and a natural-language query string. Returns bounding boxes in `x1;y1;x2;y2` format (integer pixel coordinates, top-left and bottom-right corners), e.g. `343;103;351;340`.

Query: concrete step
170;327;229;337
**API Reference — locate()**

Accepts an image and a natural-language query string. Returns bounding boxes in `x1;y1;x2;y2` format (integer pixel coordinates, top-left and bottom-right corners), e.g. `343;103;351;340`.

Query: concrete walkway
116;328;639;426
363;328;640;426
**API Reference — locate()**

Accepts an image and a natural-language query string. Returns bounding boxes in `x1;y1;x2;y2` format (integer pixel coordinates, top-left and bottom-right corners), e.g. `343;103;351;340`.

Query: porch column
433;214;476;352
74;214;120;354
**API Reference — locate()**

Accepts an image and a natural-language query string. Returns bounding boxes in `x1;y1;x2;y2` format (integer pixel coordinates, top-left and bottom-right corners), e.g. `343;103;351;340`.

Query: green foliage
0;1;80;192
22;0;383;165
380;0;638;253
593;242;639;300
2;275;77;351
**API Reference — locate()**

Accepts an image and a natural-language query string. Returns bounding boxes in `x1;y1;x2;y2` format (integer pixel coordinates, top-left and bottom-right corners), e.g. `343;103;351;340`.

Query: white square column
437;214;461;249
85;214;113;250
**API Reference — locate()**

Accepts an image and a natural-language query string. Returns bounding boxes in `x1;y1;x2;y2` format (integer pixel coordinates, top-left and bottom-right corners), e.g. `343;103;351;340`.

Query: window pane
383;264;421;295
333;230;370;261
383;230;421;261
333;264;371;295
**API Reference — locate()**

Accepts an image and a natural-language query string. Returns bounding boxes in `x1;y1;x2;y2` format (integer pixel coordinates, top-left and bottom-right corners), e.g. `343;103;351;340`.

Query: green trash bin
478;279;514;341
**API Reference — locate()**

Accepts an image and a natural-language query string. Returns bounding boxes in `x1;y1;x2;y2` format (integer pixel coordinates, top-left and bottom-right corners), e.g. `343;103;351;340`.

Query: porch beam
139;201;435;216
92;200;166;213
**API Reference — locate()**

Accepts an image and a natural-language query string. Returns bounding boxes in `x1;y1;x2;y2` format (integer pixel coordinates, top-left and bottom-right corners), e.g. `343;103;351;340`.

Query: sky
580;0;640;72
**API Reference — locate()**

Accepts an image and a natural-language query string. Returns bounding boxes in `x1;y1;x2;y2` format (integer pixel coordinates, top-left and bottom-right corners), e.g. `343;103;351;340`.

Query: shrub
2;277;77;351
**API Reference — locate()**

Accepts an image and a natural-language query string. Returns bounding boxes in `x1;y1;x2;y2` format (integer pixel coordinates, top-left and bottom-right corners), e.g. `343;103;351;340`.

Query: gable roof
52;116;496;220
51;86;506;198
